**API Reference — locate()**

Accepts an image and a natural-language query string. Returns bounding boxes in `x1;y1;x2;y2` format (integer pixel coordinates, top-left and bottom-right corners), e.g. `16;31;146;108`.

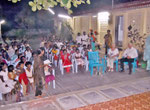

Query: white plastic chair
74;57;89;73
59;59;74;75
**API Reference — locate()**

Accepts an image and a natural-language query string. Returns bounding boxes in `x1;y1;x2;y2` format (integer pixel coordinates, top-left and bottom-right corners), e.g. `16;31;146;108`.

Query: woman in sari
34;48;45;97
61;49;72;73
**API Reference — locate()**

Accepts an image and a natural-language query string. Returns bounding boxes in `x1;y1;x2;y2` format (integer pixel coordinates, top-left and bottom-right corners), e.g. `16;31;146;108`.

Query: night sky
0;0;138;35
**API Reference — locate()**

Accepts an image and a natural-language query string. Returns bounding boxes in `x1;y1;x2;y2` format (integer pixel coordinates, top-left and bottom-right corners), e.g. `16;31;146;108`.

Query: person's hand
127;56;131;59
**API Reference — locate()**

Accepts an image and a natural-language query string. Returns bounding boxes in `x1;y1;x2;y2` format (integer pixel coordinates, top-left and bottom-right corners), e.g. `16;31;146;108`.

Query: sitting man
120;43;138;74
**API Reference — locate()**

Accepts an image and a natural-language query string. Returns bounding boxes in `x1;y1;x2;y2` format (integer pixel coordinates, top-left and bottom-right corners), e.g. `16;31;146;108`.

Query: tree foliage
8;0;91;14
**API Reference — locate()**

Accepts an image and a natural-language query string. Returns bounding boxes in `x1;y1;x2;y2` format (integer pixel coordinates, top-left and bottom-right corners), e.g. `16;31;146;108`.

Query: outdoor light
93;15;97;18
98;12;110;22
48;8;55;15
58;14;71;19
0;20;5;24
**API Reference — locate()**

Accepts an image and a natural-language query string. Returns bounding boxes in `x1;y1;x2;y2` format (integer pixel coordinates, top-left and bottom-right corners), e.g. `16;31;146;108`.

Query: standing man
120;43;138;74
76;33;82;45
81;31;88;46
104;30;112;55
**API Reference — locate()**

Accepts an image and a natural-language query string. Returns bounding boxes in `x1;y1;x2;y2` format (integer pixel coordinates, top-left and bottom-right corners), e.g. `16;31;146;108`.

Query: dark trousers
105;45;109;55
120;58;134;72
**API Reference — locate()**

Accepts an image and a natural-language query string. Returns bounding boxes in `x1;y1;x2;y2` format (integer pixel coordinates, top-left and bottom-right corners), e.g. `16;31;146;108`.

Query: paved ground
0;67;150;109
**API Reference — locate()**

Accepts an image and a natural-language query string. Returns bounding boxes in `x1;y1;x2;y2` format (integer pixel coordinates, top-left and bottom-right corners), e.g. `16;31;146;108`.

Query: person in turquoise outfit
90;33;96;51
143;35;150;72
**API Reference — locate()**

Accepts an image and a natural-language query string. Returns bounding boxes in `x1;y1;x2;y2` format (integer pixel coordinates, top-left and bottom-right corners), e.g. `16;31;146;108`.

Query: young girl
44;60;55;88
61;49;72;73
17;62;28;96
75;49;84;66
25;61;34;90
8;65;17;81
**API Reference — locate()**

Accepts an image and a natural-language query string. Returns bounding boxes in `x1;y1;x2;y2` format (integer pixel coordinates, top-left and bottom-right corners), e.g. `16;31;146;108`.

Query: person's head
8;65;14;72
83;31;86;35
26;46;30;51
15;49;19;55
0;62;7;71
63;49;67;54
128;43;133;49
77;33;81;36
18;61;24;69
76;49;79;53
107;30;111;34
25;61;32;68
32;51;37;58
111;43;116;49
39;47;45;56
20;56;26;62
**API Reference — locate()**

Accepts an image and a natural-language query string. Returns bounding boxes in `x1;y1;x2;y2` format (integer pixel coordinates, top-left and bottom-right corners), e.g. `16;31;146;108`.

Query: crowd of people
0;29;140;102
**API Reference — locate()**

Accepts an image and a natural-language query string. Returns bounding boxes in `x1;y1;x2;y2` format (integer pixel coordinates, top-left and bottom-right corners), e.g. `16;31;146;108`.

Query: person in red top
61;49;72;73
16;62;28;96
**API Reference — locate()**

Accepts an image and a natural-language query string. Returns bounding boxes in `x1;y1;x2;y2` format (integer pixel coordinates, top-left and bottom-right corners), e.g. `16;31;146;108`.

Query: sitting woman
61;49;72;73
75;49;84;66
107;44;119;72
0;63;16;90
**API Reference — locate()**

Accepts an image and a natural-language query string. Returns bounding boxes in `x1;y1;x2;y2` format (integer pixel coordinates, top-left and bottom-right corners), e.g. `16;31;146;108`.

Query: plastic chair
74;56;89;73
59;59;74;75
124;58;137;73
104;56;119;72
88;51;105;76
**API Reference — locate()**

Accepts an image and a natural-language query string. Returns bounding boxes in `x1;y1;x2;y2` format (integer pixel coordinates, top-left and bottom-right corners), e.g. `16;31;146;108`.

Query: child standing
25;61;34;90
17;62;28;96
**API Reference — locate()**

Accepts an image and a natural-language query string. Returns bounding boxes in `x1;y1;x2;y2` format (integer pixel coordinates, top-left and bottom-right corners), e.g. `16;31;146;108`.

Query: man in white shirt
120;43;138;74
76;33;82;44
81;32;88;46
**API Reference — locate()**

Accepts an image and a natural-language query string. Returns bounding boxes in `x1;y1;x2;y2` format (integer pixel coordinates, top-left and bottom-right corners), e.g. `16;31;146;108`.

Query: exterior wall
69;6;150;49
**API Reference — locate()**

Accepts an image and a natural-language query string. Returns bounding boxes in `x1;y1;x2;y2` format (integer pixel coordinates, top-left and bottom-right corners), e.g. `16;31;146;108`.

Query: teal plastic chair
124;58;137;73
88;51;105;76
104;56;119;72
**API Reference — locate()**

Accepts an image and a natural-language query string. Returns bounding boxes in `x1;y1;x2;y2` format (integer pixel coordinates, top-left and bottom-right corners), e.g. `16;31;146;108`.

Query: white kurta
25;69;34;83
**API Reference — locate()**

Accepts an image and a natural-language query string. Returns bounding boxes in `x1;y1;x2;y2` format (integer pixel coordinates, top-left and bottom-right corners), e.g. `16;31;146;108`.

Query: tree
8;0;91;14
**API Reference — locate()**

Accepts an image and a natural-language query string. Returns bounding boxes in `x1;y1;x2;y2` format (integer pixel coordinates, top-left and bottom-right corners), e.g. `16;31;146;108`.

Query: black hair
36;49;41;55
18;61;24;66
25;61;32;67
20;56;25;62
8;65;14;72
0;62;6;71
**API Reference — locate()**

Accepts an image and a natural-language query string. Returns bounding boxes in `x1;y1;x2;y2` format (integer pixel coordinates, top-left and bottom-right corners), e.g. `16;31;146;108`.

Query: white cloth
8;47;15;58
108;48;119;60
25;51;32;61
25;69;34;83
76;36;82;44
81;35;88;45
0;70;15;89
0;80;12;94
123;47;138;59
